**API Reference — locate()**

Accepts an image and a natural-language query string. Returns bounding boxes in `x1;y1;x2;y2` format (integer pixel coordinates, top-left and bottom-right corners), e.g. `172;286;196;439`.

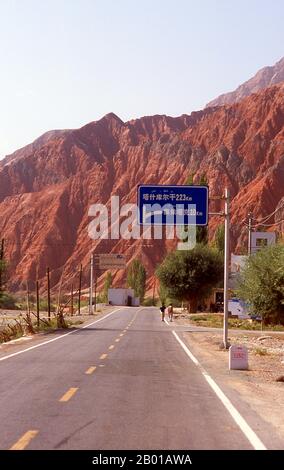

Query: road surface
0;307;279;450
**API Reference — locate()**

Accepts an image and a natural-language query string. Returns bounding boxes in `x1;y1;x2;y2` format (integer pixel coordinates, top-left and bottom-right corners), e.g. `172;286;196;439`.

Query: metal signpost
89;253;127;314
137;184;230;349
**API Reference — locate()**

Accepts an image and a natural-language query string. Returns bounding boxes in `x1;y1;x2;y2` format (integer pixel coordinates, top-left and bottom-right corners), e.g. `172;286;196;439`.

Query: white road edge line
172;330;267;451
0;307;125;363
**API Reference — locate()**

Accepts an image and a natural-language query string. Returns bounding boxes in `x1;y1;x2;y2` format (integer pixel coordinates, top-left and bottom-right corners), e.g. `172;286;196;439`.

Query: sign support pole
223;188;230;349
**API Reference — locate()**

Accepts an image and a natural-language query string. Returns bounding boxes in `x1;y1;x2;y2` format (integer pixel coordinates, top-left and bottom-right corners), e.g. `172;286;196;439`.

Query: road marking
123;329;127;333
100;353;108;360
171;330;267;450
99;364;105;367
109;345;114;350
10;430;39;450
85;366;96;375
0;307;124;363
115;339;120;342
59;387;78;402
119;334;124;337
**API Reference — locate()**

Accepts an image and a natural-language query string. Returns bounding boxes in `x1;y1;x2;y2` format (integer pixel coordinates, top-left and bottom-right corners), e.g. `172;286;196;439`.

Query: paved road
0;307;277;450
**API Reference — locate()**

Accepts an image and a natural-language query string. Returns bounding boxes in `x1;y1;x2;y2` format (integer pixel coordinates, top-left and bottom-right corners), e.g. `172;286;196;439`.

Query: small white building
108;288;140;307
251;232;276;253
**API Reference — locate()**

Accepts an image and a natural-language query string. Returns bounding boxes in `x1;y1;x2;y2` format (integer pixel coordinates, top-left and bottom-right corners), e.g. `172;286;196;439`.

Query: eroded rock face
206;56;284;108
0;86;283;292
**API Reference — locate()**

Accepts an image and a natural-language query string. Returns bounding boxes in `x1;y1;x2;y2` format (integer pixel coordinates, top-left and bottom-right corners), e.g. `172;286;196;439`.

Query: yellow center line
10;430;39;450
85;366;96;375
59;387;78;402
100;353;108;360
109;345;115;350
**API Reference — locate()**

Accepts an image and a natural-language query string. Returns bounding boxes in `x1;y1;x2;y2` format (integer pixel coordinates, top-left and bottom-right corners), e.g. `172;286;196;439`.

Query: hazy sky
0;0;283;157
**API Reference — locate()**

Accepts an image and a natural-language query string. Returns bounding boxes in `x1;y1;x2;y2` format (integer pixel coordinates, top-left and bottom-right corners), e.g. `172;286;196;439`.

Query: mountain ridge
206;56;284;107
0;84;283;292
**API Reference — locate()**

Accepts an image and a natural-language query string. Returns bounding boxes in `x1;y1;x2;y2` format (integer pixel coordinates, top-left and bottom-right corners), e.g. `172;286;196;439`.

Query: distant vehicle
250;313;262;322
228;298;250;319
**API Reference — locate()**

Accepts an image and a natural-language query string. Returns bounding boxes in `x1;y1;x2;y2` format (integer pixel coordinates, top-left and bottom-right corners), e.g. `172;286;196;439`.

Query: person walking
168;303;174;322
160;304;166;322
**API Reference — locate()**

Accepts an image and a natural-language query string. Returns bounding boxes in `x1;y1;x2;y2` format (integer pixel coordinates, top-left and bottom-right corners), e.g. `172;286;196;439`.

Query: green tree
158;282;168;305
103;272;112;303
156;244;223;312
237;244;284;324
183;174;208;245
127;260;147;302
186;173;195;185
214;224;225;255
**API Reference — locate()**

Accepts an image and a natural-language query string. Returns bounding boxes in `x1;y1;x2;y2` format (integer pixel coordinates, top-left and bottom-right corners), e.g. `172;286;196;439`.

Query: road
0;307;278;450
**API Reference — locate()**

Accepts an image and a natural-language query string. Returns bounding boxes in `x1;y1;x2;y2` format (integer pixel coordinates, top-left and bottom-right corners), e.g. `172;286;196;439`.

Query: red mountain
206;56;284;107
0;85;284;292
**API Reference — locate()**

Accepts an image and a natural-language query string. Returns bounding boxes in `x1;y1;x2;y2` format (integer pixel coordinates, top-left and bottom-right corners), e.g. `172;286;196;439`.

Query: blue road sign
137;185;209;226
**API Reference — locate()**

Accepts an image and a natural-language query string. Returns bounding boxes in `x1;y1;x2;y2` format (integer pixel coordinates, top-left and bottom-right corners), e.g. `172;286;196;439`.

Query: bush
142;297;158;306
0;293;19;310
237;244;284;325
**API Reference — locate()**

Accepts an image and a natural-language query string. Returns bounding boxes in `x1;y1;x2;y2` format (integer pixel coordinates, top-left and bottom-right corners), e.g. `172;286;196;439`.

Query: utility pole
26;280;31;316
89;253;94;315
36;280;40;328
223;188;230;349
94;273;97;313
47;267;51;321
78;264;82;316
0;238;5;294
152;278;156;306
248;212;252;255
70;283;74;316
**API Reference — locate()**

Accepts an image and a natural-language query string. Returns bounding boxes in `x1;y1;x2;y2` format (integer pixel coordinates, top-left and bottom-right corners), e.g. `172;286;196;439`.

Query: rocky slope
206;56;284;107
0;84;283;293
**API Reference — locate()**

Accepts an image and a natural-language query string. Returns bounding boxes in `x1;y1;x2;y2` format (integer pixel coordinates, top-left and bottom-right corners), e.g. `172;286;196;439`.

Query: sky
0;0;283;158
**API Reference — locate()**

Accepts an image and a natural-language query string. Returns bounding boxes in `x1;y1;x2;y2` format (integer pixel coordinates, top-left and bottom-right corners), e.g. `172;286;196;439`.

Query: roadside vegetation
186;313;284;331
156;244;224;312
0;315;84;344
237;244;284;325
127;259;146;303
102;272;112;303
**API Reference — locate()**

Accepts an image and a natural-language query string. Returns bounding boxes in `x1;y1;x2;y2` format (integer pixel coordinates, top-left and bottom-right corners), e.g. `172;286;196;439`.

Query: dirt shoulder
174;314;284;446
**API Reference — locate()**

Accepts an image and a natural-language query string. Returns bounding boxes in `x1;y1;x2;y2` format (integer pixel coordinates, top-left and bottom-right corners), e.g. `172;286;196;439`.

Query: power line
244;218;284;228
251;200;284;224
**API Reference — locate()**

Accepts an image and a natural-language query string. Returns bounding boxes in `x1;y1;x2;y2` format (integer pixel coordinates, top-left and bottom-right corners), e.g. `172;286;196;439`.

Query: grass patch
188;314;284;331
254;347;269;356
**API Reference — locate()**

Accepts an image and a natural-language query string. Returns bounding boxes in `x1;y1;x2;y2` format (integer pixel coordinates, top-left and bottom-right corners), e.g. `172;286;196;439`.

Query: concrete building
108;288;140;306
